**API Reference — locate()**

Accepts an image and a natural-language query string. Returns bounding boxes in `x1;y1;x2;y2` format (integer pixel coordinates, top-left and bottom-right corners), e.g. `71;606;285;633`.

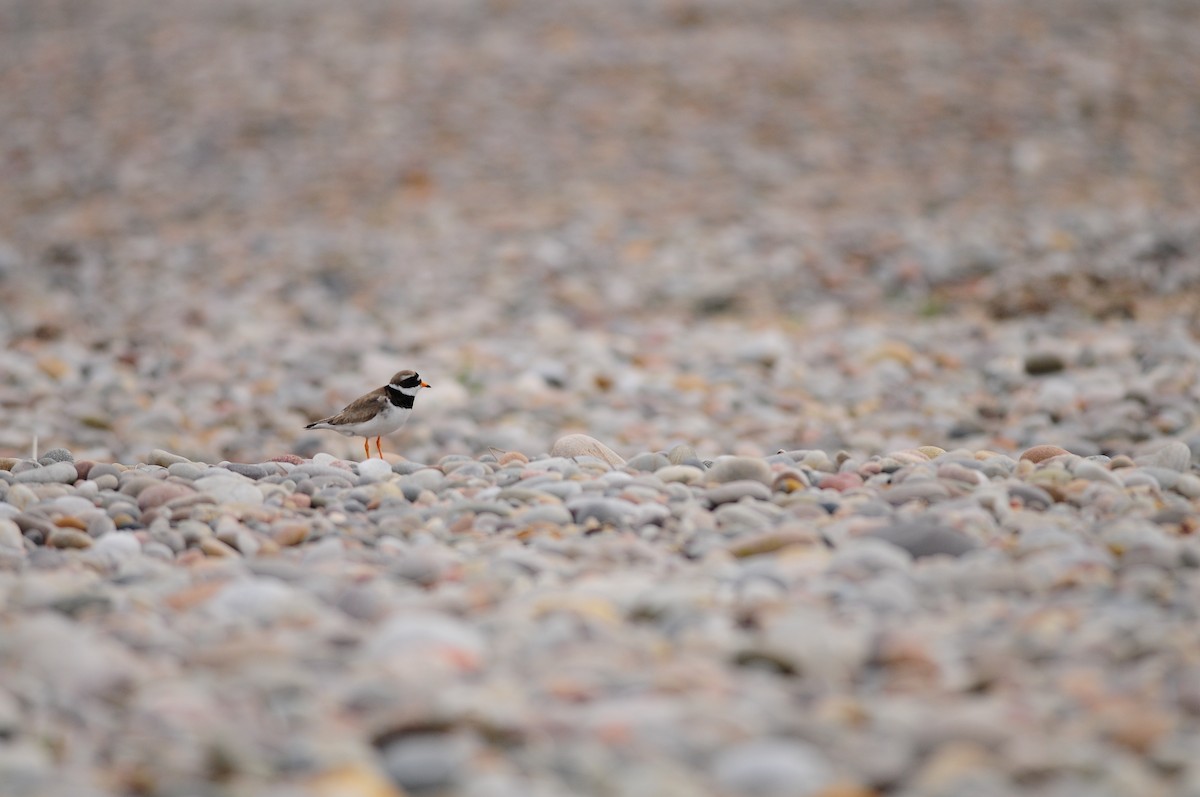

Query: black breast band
386;386;415;409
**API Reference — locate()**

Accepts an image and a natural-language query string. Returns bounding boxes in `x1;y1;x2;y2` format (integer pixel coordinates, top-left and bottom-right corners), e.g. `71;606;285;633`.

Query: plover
305;370;431;459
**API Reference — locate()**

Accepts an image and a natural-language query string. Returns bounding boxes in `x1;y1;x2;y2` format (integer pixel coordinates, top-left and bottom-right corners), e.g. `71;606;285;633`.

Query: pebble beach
3;1;1200;795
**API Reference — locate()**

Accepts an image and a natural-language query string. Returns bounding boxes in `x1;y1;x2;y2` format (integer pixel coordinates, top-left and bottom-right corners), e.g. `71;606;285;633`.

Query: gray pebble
38;448;75;464
380;733;473;793
866;519;979;558
221;462;270;480
13;462;78;485
712;739;833;797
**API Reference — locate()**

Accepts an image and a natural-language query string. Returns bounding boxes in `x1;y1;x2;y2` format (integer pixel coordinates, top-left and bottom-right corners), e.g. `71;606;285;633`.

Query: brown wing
309;386;388;426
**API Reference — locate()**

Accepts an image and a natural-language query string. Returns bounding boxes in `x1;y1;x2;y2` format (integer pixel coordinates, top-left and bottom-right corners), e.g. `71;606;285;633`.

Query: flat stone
148;449;192;467
13;462;78;485
221;462;270;480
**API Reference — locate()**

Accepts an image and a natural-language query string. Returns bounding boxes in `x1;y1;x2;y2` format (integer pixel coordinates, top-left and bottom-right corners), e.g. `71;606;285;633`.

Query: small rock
568;497;638;526
709;456;773;485
549;434;626;467
655;465;706;484
866;520;979;558
13;462;78;485
1141;440;1192;472
136;482;197;511
222;462;270;480
47;529;93;549
705;480;773;506
712;739;834;797
625;452;670;472
38;448;74;464
0;519;24;550
380;733;473;793
668;444;699;465
357;458;396;482
148;449;192;467
1020;444;1071;464
1024;351;1066;375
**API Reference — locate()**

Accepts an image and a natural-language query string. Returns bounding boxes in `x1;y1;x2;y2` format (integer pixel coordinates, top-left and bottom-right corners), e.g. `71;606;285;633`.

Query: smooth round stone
0;519;23;550
91;531;141;558
881;480;951;506
712;739;833;797
356;458;395;483
1140;467;1181;490
221;462;270;480
50;495;96;515
4;484;37;511
1072;460;1121;485
47;528;93;549
405;468;446;492
165;462;206;480
1174;473;1200;499
708;456;773;486
292;464;355;480
567;497;638;526
380;733;473;793
866;520;979;558
705;480;773;506
533;481;581;500
207;579;318;624
1141;441;1192;472
136;482;197;511
1020;444;1071;464
149;449;192;467
13;462;78;485
655;465;705;484
86;514;116;538
194;475;264;505
715;503;773;533
625;452;670;472
91;474;119;492
516;504;574;526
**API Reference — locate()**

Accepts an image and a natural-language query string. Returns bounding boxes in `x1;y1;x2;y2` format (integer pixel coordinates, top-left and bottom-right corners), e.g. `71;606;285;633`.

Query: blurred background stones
1;0;1198;463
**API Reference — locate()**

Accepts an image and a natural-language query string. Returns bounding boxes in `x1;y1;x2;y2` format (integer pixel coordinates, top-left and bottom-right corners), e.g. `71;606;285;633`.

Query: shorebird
305;370;430;459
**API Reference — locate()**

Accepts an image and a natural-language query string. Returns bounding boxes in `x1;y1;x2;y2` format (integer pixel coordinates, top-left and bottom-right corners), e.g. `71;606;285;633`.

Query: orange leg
363;438;371;459
375;437;383;458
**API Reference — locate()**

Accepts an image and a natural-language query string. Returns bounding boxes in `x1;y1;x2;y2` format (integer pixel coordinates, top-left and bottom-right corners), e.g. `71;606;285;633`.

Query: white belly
332;404;411;437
